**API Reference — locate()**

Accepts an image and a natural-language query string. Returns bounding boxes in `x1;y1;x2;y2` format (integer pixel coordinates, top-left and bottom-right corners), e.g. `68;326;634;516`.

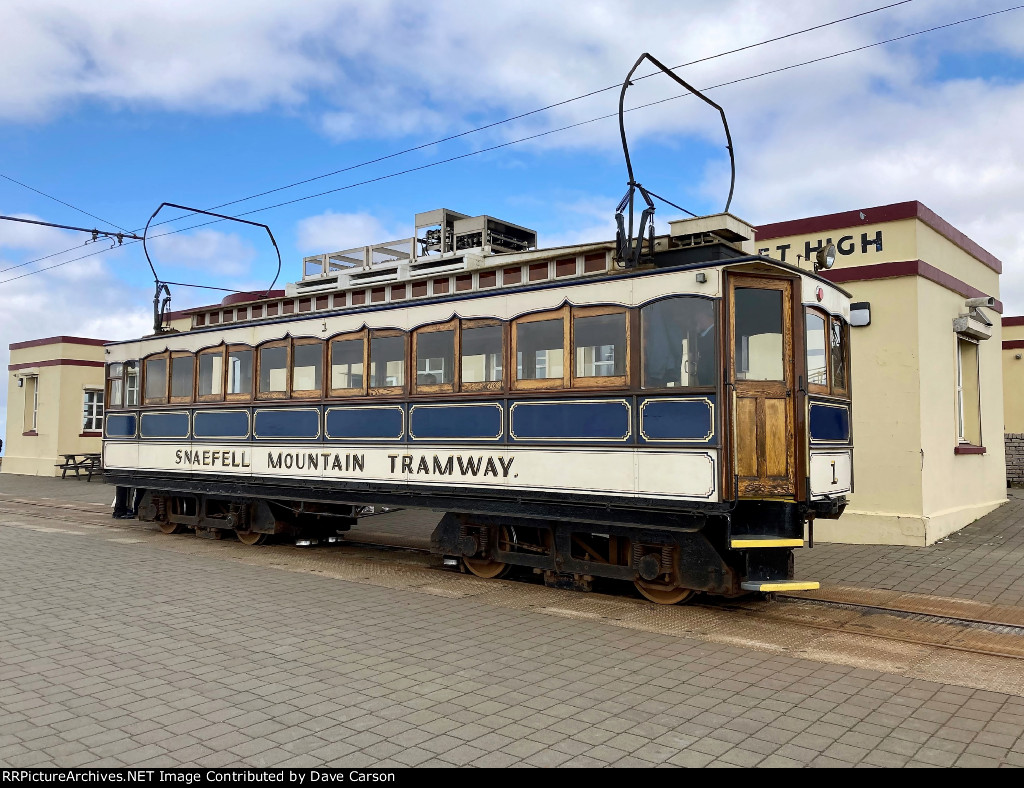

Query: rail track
4;494;1024;692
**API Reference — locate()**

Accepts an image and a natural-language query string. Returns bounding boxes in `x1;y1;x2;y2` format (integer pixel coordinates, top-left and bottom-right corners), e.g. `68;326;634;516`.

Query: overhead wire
1;3;1020;288
0;172;128;233
139;0;915;234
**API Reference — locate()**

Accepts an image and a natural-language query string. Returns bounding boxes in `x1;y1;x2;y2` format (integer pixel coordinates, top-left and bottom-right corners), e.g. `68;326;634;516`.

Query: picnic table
55;453;102;481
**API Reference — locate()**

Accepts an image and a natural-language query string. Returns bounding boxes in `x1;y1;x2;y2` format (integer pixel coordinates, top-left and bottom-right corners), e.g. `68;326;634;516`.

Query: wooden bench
55;453;102;481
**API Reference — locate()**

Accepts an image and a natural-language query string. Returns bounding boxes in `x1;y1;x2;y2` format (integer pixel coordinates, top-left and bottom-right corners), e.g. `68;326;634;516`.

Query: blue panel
640;397;715;442
326;406;404;440
410;403;502;440
809;402;850;442
194;410;249;439
105;414;136;438
511;400;630;441
140;411;189;439
254;408;320;439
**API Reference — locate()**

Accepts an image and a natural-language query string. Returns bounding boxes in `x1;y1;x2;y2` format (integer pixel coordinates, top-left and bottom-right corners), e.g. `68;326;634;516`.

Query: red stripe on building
8;359;106;371
1004;340;1024;350
1003;316;1024;327
9;336;108;351
822;260;1003;313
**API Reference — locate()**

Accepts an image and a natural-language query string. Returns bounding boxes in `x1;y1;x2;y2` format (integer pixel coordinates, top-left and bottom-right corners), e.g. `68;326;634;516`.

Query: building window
83;390;104;432
957;336;981;445
23;376;38;433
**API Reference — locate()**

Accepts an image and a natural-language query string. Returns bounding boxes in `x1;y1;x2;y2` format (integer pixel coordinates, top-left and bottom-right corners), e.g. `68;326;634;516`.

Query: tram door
727;275;797;498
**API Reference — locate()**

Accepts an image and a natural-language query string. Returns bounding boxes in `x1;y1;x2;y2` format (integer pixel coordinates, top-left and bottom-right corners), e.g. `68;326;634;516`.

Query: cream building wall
3;337;107;477
756;201;1006;546
1005;318;1024;434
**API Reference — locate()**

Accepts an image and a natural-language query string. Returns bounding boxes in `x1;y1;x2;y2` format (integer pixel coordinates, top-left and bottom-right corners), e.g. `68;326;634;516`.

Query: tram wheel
235;529;269;546
463;525;512;578
157;522;186;535
634;579;695;605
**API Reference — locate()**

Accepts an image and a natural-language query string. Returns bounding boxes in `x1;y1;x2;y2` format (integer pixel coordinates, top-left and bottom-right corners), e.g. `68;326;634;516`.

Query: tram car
102;209;853;604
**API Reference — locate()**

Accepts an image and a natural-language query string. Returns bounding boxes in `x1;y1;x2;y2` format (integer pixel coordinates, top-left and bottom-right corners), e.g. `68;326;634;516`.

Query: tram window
416;328;455;388
516;316;564;384
125;361;139;406
734;289;783;381
574;311;626;381
258;344;289;396
292;341;323;395
144;357;167;403
330;337;364;392
198;350;224;399
107;363;123;408
226;349;253;397
170;355;194;401
642;297;716;388
805;311;829;390
462;324;503;386
369;334;406;389
831;317;848;393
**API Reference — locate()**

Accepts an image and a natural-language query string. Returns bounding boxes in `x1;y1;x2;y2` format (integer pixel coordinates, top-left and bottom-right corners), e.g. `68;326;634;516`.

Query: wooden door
728;275;796;497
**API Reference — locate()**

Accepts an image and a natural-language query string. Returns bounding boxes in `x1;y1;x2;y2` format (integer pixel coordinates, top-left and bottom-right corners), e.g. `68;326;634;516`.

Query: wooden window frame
197;346;227;403
169;352;195;404
413;319;458;395
256;340;291;400
368;329;407;397
106;363;124;409
291;338;325;399
805;308;830;396
512;306;570;391
143;352;170;405
830;316;850;397
328;330;368;398
460;318;506;394
570;305;629;389
225;345;254;402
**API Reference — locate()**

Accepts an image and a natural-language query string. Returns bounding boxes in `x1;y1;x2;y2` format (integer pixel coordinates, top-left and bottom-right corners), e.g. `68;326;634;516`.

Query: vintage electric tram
102;208;853;604
102;54;853;603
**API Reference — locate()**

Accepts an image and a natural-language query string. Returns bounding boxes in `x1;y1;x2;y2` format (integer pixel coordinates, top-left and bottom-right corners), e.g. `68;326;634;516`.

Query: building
3;337;108;476
756;201;1006;545
1004;316;1024;486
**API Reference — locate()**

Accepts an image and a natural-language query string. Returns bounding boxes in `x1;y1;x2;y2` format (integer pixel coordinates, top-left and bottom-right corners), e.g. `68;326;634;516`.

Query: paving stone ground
2;475;1024;767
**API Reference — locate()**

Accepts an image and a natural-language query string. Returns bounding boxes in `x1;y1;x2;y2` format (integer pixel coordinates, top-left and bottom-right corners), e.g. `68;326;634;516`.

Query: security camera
964;296;995;308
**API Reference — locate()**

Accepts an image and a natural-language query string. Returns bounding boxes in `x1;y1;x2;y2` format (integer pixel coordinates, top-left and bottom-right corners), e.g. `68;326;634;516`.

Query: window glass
331;338;364;389
369;335;405;387
830;317;847;391
517;318;563;380
198;352;223;396
462;325;503;383
145;358;167;400
171;356;194;399
227;350;252;395
292;343;322;391
642;297;716;388
259;346;288;393
806;312;828;387
575;313;625;378
83;390;104;431
109;379;123;409
417;330;455;385
734;289;783;381
107;363;123;380
957;337;981;445
125;361;139;406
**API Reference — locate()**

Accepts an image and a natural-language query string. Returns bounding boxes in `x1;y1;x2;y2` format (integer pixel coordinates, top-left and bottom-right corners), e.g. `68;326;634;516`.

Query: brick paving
0;495;1023;766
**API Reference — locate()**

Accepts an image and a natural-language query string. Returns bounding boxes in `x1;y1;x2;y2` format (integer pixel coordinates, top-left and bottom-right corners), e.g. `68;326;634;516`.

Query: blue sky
2;0;1024;443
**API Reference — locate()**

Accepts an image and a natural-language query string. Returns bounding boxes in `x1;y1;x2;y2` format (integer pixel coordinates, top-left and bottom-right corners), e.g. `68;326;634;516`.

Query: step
741;580;820;592
730;535;804;549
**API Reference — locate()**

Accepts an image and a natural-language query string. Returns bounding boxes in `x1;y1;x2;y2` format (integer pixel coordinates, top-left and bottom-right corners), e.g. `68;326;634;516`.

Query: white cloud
296;210;407;253
146;229;257;277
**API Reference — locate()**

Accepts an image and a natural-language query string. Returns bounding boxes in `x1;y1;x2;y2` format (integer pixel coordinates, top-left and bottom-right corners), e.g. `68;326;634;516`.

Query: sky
2;0;1024;446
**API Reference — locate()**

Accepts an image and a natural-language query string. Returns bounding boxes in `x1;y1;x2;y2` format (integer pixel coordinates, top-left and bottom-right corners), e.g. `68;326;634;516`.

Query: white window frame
956;335;981;445
83;388;104;433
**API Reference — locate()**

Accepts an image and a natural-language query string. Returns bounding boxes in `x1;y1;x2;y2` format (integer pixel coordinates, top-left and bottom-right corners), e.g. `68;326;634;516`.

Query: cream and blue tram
102;215;853;604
